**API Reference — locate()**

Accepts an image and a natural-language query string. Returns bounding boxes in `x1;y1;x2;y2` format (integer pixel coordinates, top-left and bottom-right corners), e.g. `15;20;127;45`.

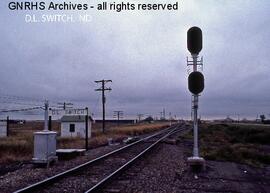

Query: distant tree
260;114;265;123
144;116;154;123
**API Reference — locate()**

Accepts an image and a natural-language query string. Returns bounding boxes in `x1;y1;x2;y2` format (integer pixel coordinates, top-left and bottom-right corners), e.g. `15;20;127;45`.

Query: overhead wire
0;94;100;118
0;106;43;113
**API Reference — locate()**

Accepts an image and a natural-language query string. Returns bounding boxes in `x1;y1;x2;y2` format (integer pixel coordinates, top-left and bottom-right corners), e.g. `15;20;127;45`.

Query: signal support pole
187;26;205;172
192;55;199;157
193;92;199;157
95;79;112;133
188;54;203;158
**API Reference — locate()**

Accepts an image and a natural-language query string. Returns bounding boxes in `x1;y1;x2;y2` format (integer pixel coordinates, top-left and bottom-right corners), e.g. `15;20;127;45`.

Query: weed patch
185;123;270;167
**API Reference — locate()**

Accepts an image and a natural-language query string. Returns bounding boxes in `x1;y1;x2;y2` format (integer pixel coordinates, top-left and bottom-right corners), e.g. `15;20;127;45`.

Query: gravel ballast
0;145;124;193
1;126;269;193
101;132;270;193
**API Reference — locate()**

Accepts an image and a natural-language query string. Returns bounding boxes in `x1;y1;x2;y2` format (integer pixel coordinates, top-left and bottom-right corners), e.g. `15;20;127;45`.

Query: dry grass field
182;123;270;167
0;121;170;164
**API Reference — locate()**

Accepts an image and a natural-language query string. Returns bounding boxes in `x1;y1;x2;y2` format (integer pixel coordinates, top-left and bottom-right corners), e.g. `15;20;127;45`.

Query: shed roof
60;115;93;122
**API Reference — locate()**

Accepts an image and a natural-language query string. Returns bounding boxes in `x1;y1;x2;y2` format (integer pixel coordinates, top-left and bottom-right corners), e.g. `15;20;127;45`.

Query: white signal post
187;55;202;158
192;55;199;157
193;54;199;156
187;27;205;171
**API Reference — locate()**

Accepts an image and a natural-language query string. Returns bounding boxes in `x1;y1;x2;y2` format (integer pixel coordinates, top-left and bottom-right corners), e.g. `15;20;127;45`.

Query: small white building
60;115;92;138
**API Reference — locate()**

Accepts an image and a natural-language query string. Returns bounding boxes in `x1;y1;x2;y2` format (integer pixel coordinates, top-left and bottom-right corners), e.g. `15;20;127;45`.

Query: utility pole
169;112;172;126
85;107;89;150
95;79;112;133
159;109;166;120
57;102;73;110
44;100;49;131
113;111;123;125
163;108;166;120
137;114;144;122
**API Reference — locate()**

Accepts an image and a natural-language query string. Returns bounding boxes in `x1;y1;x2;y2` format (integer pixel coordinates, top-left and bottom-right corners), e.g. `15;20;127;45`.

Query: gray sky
0;0;270;120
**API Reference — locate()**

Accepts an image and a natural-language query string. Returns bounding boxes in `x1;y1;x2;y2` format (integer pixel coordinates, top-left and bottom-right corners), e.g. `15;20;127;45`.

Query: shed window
69;124;75;132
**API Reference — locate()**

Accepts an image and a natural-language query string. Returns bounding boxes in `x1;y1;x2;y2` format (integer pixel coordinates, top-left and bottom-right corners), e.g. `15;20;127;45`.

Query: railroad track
14;124;185;193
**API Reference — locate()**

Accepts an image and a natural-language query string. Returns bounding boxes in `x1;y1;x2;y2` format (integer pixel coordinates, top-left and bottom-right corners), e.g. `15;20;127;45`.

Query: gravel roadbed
0;144;124;193
2;125;269;193
101;133;270;193
0;127;175;193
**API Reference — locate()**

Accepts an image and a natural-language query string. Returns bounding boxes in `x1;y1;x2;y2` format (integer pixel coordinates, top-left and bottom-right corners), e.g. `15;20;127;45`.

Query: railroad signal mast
95;79;112;133
186;27;205;170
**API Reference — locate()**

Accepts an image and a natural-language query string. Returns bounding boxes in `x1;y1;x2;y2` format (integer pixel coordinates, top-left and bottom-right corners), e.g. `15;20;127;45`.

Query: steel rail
14;124;180;193
85;127;182;193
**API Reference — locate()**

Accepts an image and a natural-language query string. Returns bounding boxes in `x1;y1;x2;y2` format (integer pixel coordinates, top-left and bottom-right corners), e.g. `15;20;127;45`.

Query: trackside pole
186;26;205;172
192;54;199;158
187;55;205;172
193;95;199;157
44;100;49;131
85;107;89;151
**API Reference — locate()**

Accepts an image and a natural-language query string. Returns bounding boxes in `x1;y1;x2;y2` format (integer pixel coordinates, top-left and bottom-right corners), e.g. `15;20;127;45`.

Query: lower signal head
188;71;204;95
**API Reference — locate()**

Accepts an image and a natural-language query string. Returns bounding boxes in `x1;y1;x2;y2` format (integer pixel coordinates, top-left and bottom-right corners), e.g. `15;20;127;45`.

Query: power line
0;100;42;106
0;106;43;113
0;94;75;107
0;94;44;103
0;93;80;110
92;94;101;118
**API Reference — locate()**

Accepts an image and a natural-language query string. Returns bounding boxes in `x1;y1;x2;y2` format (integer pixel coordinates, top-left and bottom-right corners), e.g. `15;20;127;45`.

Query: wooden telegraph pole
95;79;112;133
113;110;123;125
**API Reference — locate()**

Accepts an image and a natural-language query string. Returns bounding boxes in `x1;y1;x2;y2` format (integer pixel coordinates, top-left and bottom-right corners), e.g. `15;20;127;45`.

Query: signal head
188;71;204;95
187;27;203;55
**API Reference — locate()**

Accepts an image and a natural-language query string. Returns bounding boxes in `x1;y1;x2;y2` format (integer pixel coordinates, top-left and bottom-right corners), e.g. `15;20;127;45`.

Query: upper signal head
187;27;202;55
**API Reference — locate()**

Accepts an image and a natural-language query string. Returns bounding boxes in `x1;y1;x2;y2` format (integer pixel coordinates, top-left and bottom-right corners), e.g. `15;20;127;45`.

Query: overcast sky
0;0;270;120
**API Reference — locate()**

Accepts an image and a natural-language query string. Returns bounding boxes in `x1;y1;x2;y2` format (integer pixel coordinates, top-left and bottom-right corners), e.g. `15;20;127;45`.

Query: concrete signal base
187;156;206;172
